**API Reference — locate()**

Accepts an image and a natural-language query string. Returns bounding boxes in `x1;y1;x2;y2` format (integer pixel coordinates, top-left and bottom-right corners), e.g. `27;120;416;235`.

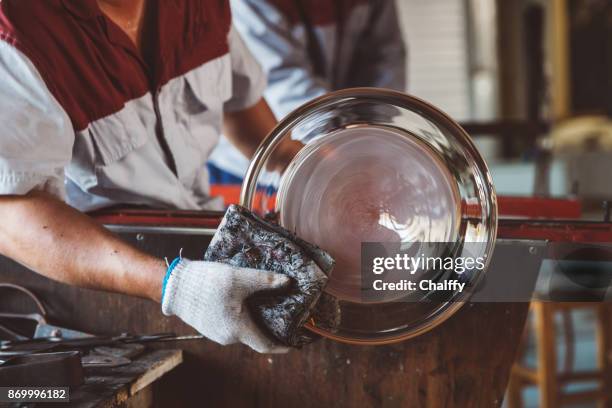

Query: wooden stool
508;302;612;408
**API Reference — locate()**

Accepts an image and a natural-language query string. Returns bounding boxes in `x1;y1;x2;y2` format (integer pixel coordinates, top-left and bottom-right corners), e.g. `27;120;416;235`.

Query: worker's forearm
223;98;277;159
224;98;302;172
0;192;166;302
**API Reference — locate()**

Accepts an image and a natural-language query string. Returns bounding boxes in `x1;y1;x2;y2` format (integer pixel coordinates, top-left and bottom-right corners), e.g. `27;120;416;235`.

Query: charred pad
204;205;334;347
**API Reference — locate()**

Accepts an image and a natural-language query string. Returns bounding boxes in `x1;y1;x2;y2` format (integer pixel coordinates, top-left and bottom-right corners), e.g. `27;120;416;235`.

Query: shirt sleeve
0;40;74;199
229;0;330;119
223;25;268;112
348;0;407;91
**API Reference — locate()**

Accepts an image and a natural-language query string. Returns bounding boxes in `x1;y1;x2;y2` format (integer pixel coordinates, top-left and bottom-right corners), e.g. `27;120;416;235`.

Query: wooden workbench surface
0;231;534;408
70;349;183;408
0;268;529;408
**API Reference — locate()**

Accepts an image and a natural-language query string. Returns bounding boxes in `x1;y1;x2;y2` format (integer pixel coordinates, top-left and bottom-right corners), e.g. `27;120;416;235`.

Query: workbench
0;348;182;408
70;349;182;408
0;216;534;408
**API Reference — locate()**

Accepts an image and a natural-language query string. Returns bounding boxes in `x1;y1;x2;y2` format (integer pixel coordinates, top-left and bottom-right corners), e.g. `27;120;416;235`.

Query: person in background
208;0;407;185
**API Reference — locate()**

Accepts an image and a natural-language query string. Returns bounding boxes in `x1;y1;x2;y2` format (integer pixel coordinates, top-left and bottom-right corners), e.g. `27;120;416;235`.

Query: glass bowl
240;88;497;344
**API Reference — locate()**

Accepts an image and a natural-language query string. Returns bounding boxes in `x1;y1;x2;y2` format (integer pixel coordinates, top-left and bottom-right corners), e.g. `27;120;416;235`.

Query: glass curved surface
241;88;498;344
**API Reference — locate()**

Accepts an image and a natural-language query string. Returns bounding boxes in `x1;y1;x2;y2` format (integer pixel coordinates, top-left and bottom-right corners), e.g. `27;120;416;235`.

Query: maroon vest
0;0;232;130
268;0;370;26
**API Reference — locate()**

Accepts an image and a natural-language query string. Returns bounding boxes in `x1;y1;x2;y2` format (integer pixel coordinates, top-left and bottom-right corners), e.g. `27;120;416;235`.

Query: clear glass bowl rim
240;87;499;345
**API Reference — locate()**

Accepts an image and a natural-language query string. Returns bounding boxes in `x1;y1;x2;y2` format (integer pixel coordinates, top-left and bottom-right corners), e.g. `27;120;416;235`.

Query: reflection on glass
278;126;460;302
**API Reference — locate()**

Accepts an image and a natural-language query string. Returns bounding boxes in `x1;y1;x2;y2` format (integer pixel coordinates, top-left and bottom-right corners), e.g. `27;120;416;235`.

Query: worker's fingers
235;268;291;296
240;318;290;354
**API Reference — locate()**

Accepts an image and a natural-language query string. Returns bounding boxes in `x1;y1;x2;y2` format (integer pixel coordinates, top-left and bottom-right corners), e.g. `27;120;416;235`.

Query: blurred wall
396;0;472;121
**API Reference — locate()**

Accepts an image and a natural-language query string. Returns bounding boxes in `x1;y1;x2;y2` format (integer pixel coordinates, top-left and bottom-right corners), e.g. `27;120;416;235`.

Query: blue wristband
161;257;182;304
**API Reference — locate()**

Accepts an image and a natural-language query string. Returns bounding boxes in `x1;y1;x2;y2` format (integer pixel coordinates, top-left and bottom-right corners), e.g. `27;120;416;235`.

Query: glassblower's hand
161;258;291;353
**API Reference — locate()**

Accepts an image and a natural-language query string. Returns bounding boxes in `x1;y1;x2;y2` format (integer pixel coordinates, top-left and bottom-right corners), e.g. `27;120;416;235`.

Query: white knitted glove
161;258;291;354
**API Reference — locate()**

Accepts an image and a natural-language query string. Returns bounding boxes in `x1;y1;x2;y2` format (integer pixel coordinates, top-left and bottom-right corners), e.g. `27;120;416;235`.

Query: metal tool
0;332;204;357
0;281;203;378
0;283;49;342
0;283;203;388
1;283;203;347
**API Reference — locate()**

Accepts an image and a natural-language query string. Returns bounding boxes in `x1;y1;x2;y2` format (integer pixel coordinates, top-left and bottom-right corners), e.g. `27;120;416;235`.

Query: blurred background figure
210;1;612;406
208;0;407;185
